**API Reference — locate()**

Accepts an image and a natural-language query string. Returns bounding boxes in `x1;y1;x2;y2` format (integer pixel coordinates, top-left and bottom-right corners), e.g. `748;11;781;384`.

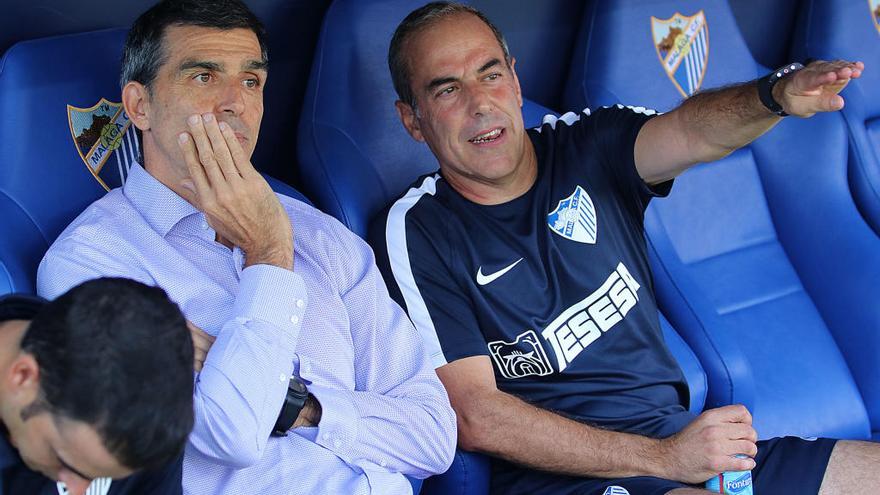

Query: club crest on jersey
548;185;597;244
602;487;631;495
67;98;138;191
872;0;880;34
651;10;709;97
487;330;554;379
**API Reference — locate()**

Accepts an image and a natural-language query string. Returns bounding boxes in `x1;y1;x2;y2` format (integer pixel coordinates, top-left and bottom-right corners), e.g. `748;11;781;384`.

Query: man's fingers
710;404;753;424
186;114;225;188
819;93;845;112
219;119;259;179
203;114;239;182
729;439;759;459
178;132;210;201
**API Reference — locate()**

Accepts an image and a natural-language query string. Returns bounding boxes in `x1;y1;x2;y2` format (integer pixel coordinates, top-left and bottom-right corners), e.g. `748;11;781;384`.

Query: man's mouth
468;127;504;144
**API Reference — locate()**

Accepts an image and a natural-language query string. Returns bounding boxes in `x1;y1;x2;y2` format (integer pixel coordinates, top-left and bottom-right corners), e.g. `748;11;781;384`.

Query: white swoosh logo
476;258;524;286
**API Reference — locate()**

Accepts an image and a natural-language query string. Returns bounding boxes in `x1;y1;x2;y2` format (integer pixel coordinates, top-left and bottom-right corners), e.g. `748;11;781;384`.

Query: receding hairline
398;11;510;97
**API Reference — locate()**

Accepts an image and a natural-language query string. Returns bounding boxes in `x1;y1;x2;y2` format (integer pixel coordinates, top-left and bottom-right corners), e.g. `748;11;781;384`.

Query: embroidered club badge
651;10;710;97
547;185;597;244
67;98;138;191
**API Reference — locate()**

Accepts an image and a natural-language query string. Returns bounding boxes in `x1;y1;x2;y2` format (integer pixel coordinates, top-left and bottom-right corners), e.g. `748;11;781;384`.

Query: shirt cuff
232;264;308;350
308;383;359;460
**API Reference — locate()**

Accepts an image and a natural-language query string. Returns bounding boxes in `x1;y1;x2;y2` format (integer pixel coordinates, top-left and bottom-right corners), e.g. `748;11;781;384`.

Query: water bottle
704;455;753;494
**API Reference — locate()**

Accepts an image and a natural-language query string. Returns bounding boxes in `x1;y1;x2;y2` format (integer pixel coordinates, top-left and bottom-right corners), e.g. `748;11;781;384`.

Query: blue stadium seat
565;0;877;440
0;28;308;293
792;0;880;439
299;1;708;491
468;0;586;112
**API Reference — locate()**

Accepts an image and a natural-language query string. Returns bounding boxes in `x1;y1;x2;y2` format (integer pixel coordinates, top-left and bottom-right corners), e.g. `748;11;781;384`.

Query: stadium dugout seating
564;0;879;441
792;0;880;439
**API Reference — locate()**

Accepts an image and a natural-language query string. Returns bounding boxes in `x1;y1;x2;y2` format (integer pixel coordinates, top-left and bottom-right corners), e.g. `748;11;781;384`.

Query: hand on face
177;112;293;270
775;59;864;117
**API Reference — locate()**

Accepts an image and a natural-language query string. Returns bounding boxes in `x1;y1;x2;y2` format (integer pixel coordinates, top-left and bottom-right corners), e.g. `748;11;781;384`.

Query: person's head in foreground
0;278;194;495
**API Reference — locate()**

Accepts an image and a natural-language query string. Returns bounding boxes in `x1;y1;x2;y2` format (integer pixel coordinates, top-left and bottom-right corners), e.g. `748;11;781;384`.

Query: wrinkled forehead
159;25;265;71
405;13;506;81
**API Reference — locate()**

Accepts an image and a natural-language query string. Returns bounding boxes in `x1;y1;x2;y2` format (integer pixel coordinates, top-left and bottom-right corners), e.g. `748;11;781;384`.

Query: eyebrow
178;60;223;75
178;59;268;75
244;59;268;72
425;58;503;92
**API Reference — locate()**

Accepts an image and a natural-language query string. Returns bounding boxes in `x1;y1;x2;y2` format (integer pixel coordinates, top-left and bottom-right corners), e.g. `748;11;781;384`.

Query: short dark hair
388;2;511;109
21;278;194;471
120;0;268;91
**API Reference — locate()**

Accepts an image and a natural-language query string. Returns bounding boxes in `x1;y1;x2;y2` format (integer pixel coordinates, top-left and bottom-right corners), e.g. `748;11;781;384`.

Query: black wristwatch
271;376;309;437
757;62;805;117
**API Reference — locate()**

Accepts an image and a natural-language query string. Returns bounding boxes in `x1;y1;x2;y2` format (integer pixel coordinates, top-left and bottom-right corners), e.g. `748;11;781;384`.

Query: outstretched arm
634;60;864;184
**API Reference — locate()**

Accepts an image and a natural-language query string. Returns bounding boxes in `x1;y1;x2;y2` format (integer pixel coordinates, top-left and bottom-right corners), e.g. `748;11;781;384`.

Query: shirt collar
123;163;201;237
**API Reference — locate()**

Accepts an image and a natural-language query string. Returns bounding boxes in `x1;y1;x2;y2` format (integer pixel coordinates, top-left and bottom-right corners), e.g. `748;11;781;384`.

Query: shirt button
279;374;287;382
296;299;305;309
290;315;300;324
201;222;209;230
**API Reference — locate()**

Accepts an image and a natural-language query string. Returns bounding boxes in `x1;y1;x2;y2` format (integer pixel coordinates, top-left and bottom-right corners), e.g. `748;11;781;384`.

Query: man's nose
467;84;494;117
217;81;246;116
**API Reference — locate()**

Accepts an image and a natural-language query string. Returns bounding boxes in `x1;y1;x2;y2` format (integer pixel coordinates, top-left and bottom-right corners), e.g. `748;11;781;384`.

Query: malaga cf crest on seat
872;0;880;35
651;10;709;97
67;98;138;191
547;185;597;244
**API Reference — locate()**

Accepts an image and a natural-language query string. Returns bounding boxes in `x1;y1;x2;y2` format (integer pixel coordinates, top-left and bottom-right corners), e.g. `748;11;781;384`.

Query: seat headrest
565;0;759;112
0;28;132;243
793;0;879;116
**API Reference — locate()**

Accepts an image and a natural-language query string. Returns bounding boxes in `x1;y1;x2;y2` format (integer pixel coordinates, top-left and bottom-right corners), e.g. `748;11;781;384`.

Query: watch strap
758;62;805;117
271;376;309;437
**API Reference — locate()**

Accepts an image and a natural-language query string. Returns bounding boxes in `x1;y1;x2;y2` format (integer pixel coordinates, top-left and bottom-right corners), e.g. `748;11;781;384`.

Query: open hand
776;59;864;118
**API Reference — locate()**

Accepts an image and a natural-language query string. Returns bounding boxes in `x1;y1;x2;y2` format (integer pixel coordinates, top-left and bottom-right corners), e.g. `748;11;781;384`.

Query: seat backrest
793;1;880;237
565;0;873;440
791;0;880;438
0;29;307;295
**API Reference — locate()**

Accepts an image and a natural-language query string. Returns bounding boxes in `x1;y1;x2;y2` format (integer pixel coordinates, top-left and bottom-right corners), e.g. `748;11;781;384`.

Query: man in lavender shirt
36;0;456;493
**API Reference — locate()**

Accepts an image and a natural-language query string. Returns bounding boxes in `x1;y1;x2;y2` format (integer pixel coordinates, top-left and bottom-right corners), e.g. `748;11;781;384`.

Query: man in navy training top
372;2;878;494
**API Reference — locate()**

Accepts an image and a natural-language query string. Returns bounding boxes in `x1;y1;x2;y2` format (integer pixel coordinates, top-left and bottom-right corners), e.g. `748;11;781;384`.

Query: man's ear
122;81;151;131
395;100;425;142
5;354;40;405
510;57;523;108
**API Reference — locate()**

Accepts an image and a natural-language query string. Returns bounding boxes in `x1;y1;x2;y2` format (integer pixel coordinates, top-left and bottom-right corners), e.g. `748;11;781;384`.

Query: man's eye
194;73;211;83
436;86;456;98
486;73;501;81
243;78;260;89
